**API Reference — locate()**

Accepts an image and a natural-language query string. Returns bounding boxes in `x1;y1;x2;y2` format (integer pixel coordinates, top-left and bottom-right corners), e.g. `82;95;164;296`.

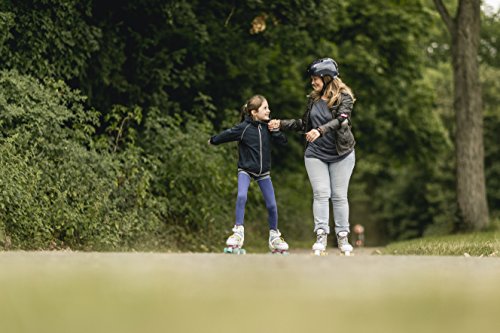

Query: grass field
383;230;500;256
1;251;500;333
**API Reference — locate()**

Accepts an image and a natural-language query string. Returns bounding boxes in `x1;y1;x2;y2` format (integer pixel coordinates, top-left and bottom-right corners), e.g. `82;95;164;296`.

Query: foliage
0;0;101;80
481;11;500;220
0;1;499;250
141;108;237;251
0;69;240;251
0;70;161;250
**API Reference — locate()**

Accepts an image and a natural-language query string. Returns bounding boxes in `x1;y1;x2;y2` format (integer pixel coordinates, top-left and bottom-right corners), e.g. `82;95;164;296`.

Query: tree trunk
434;0;489;230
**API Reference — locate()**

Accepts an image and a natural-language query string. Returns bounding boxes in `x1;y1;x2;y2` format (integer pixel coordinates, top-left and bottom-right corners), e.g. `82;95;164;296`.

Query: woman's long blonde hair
310;76;355;108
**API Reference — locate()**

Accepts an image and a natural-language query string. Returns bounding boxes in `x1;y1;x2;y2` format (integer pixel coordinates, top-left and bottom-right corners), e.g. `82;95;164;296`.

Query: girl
209;95;289;254
269;58;356;256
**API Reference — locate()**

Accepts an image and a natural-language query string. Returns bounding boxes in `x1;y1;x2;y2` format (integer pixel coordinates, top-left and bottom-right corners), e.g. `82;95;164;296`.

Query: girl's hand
268;119;280;131
305;129;321;142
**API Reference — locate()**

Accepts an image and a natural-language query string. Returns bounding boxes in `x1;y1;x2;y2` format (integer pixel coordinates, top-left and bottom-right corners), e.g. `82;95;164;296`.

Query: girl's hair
310;76;355;108
240;94;266;121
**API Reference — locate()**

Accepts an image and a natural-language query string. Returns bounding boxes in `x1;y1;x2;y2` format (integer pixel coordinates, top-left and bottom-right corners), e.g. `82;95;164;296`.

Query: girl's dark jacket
280;92;355;156
210;117;287;176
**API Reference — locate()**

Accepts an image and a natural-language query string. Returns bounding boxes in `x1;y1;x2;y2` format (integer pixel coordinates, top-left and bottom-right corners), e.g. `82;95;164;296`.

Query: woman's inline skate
337;231;353;256
312;229;328;256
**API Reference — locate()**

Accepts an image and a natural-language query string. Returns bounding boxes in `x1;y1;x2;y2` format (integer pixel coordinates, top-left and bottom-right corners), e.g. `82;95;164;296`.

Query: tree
433;0;489;230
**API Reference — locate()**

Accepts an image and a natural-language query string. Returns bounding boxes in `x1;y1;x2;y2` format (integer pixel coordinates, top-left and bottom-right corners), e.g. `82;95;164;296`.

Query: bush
0;70;164;250
141;108;238;251
0;70;255;251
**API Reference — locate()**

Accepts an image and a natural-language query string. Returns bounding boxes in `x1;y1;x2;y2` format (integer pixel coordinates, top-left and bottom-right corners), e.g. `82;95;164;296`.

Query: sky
483;0;500;11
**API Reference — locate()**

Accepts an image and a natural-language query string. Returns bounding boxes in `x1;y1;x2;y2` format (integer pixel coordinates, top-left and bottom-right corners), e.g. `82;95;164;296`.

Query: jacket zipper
258;125;263;175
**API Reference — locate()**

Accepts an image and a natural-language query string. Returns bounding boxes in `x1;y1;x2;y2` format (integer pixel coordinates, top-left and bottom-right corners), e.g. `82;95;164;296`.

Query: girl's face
251;99;271;122
311;75;324;93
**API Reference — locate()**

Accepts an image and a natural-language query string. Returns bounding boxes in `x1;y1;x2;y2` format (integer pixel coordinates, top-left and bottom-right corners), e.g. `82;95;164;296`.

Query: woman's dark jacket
210;117;287;176
280;92;355;156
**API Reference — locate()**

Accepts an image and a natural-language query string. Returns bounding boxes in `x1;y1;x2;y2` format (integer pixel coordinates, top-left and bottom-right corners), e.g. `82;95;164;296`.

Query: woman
269;58;356;255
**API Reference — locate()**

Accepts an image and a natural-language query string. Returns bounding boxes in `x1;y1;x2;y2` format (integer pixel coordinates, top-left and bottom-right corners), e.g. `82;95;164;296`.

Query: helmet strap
320;77;327;97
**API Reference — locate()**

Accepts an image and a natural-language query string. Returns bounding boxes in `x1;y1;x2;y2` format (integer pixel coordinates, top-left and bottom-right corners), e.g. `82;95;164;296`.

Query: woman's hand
305;129;321;142
268;119;281;131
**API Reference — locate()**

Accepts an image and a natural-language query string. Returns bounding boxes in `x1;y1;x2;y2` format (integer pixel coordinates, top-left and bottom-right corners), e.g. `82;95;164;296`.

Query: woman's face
311;75;323;93
251;99;271;122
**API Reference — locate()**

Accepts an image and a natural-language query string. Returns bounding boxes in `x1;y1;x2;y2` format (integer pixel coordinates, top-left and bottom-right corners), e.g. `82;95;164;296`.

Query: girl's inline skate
224;225;246;255
269;229;289;255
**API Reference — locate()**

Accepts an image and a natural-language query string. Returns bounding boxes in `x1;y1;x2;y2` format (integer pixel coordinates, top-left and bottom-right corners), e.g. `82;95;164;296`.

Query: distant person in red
353;224;365;247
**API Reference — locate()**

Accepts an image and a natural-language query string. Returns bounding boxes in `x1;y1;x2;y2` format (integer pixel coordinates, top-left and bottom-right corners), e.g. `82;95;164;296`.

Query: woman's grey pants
304;151;355;235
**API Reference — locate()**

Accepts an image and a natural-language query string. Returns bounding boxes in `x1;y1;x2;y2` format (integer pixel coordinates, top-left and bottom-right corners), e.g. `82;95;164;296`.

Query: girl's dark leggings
235;171;278;230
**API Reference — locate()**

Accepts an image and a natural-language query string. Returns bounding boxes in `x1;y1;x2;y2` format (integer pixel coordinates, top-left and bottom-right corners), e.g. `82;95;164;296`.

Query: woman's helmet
307;58;339;78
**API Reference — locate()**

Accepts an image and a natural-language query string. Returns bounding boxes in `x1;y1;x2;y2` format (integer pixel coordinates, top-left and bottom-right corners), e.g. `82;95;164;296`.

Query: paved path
1;251;499;333
288;246;382;256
